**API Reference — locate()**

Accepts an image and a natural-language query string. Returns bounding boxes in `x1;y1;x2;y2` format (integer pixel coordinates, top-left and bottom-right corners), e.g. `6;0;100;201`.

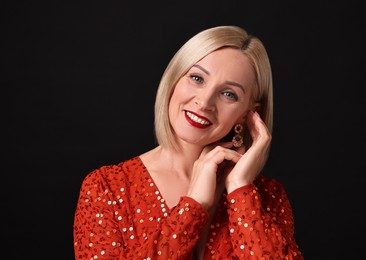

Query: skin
140;47;271;211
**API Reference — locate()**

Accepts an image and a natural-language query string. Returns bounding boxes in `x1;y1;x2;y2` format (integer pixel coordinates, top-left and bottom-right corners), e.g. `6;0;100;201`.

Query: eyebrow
192;64;246;93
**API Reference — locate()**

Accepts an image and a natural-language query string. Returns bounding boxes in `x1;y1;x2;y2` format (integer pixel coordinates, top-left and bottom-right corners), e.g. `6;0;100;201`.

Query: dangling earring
232;124;243;147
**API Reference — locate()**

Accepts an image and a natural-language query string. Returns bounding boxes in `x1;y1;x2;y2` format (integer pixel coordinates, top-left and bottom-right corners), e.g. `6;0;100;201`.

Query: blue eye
222;91;238;101
190;74;204;83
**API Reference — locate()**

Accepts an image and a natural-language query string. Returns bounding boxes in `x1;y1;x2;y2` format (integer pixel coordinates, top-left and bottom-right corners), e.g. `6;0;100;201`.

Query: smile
185;111;212;127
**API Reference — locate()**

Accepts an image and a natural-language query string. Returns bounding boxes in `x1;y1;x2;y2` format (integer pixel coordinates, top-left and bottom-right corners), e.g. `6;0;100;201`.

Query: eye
189;74;204;84
221;90;238;101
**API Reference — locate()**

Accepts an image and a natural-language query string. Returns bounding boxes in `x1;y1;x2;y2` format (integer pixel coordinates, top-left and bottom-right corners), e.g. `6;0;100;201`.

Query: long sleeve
73;158;303;259
141;196;209;259
73;162;209;260
225;177;303;259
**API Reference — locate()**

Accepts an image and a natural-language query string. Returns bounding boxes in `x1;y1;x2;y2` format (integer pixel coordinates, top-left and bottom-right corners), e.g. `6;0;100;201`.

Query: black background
2;1;365;259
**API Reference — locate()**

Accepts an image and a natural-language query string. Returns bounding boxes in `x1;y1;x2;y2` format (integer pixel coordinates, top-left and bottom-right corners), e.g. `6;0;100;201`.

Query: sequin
73;156;303;259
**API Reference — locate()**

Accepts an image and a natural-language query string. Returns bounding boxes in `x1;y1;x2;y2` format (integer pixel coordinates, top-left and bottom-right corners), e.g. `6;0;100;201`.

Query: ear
240;102;262;121
253;102;262;114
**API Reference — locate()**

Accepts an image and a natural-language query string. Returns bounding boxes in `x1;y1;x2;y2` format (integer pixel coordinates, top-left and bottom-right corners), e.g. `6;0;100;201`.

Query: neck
141;143;204;179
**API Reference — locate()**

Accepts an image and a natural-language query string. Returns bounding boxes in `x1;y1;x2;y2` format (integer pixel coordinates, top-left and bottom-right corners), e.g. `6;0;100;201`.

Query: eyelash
222;91;238;101
190;74;204;84
188;73;239;101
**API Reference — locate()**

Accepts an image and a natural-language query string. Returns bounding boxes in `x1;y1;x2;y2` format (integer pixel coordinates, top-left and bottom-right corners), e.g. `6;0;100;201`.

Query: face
168;47;255;146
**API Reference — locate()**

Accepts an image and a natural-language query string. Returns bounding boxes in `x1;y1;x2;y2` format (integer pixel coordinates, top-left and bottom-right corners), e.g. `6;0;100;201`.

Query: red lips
184;110;212;129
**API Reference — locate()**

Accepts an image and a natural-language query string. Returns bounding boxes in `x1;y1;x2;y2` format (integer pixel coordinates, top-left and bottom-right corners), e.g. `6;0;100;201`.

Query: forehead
194;48;255;86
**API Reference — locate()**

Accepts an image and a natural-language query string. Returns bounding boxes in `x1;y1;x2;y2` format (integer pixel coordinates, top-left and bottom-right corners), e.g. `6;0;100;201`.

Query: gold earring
232;124;243;147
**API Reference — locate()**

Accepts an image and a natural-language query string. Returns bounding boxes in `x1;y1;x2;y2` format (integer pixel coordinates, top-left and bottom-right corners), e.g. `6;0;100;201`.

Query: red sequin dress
73;156;303;259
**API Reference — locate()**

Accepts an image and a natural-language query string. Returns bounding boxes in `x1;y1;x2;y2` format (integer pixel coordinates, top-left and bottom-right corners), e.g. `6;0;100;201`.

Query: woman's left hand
224;110;272;193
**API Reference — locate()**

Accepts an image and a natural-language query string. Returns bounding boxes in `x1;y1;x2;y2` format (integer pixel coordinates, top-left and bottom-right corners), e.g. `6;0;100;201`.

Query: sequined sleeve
226;178;303;259
73;164;209;259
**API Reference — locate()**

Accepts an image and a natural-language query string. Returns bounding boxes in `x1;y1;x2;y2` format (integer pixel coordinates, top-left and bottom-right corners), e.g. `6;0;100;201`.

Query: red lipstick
184;110;212;129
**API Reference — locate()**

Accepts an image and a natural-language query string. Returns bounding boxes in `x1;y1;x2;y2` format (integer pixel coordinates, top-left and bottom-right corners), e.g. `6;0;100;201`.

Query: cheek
168;84;185;119
170;79;196;105
235;96;253;119
217;110;243;137
220;103;248;121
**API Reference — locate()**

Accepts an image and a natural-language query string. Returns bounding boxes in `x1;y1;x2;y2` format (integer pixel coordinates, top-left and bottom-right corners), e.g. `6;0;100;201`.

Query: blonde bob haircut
154;25;273;151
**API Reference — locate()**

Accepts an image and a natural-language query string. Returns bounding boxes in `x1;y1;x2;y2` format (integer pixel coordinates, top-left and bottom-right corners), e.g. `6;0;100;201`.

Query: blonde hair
154;25;273;151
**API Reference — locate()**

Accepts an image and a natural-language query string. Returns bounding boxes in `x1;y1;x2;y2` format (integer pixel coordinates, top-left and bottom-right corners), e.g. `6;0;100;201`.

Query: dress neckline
135;156;175;211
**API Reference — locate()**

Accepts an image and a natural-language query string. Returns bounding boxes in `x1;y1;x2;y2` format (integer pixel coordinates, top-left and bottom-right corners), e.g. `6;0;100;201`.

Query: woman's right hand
186;142;242;209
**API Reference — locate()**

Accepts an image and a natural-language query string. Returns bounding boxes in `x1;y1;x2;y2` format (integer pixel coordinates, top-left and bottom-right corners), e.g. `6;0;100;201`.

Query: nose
194;88;216;112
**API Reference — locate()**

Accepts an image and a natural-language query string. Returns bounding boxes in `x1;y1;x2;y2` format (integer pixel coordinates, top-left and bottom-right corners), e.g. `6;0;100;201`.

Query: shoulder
80;156;145;190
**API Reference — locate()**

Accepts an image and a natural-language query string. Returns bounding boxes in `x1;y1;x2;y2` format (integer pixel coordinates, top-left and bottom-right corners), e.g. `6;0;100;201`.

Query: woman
73;25;303;259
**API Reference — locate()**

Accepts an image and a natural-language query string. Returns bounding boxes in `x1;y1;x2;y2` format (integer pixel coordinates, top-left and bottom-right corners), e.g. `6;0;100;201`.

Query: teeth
186;111;210;125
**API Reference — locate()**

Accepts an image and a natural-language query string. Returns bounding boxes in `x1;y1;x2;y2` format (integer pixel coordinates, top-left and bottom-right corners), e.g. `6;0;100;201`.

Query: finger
234;145;246;155
199;141;234;158
246;111;271;144
207;146;242;165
